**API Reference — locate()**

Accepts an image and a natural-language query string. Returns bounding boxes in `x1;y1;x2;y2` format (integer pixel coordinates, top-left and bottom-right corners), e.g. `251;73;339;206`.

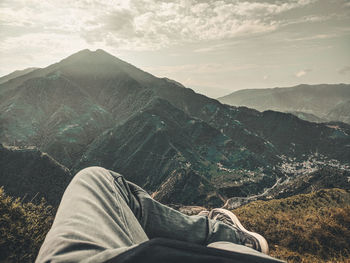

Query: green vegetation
0;188;54;263
233;188;350;262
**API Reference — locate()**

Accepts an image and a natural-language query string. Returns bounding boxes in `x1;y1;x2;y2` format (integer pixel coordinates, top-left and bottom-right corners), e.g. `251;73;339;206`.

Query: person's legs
36;167;244;262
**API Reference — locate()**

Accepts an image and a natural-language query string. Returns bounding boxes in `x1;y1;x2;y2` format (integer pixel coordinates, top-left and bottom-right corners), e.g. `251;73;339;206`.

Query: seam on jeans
108;171;134;243
116;191;134;242
104;168;115;184
110;173;145;223
113;175;131;204
205;218;214;245
108;172;130;204
127;184;144;223
108;171;146;237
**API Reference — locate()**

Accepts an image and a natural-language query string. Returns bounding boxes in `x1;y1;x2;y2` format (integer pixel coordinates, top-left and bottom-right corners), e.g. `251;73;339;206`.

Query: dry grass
233;188;350;262
0;187;54;263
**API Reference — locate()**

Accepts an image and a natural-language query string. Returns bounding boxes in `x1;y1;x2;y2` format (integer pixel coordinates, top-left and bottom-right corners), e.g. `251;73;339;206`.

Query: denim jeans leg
121;172;241;245
36;167;149;263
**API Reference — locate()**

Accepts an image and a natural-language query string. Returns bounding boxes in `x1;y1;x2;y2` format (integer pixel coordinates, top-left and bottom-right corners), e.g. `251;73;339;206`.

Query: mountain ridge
218;84;350;124
0;67;39;85
1;49;349;206
0;143;71;205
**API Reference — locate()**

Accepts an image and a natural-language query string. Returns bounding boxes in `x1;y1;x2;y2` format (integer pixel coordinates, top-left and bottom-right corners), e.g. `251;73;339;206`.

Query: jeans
36;167;282;263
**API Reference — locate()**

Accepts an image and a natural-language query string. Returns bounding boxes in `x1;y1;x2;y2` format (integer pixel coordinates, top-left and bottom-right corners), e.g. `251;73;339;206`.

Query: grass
233;188;350;262
0;187;54;263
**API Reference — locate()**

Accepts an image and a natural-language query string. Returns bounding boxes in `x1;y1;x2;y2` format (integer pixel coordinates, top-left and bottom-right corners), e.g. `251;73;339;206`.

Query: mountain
285;111;327;123
0;144;71;205
218;84;350;124
0;67;39;85
327;100;350;124
270;166;350;199
1;49;349;206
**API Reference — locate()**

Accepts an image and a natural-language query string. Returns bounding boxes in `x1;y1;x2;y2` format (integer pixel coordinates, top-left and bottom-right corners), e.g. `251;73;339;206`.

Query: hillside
0;188;55;263
327;100;350;124
218;84;350;124
0;67;39;85
233;188;350;262
1;49;349;205
0;144;71;206
286;111;327;123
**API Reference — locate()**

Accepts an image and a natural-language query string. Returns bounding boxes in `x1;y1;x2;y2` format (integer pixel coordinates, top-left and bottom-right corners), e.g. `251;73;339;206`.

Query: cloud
295;69;312;77
296;71;307;77
144;63;257;76
90;0;317;50
1;0;348;78
0;0;320;52
338;66;350;75
283;33;336;42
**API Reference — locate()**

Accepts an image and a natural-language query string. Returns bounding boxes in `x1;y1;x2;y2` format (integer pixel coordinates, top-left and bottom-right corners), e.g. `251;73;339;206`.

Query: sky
0;0;350;98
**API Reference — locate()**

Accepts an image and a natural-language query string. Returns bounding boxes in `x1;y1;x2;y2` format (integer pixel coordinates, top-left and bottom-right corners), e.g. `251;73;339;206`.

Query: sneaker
208;208;269;254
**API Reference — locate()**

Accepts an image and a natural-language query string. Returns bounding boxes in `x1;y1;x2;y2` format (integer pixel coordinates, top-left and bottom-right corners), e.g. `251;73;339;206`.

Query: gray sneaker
208;208;269;254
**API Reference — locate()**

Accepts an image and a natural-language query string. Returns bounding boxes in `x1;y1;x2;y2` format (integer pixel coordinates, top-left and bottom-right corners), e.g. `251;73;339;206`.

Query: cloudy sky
1;0;350;98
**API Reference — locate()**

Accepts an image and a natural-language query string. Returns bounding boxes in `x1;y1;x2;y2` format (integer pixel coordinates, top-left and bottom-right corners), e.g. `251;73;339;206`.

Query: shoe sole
209;208;269;255
197;210;209;217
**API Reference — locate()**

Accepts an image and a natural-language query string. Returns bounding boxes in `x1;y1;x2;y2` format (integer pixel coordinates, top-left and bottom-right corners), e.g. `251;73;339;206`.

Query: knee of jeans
73;166;115;185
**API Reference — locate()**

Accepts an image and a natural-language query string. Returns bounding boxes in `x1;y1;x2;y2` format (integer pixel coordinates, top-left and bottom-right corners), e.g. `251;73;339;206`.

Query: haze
1;0;350;98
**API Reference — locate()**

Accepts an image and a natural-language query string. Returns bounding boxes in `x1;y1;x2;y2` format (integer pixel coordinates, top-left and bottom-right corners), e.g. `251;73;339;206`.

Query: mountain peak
60;49;117;64
80;48;112;55
45;48;156;85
